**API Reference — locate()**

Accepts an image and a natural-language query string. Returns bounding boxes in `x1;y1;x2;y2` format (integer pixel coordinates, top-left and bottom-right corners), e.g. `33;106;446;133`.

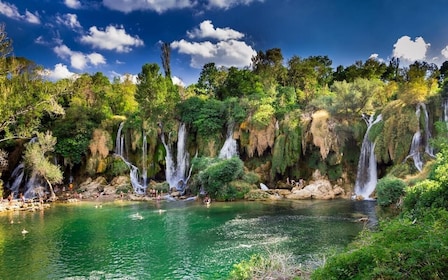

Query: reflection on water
0;199;377;279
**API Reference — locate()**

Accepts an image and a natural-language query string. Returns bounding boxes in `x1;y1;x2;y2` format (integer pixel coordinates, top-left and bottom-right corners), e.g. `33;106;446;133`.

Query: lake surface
0;199;377;279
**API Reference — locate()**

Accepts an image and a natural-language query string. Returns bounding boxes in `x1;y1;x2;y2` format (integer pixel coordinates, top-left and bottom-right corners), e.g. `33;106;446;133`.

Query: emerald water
0;199;376;279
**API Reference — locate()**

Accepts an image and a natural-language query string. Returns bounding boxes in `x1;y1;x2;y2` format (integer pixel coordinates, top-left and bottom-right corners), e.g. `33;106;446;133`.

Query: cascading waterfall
443;98;448;122
407;103;434;172
161;123;190;194
409;130;423;172
421;103;434;157
6;163;25;197
218;122;238;159
114;122;147;195
354;114;382;199
6;137;41;199
115;122;125;156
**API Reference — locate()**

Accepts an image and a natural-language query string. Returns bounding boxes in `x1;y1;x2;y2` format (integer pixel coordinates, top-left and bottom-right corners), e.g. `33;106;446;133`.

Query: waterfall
219;123;238;159
443;99;448;122
115;122;125;156
409;130;423;172
6;163;25;197
354;114;382;199
161;123;190;193
420;103;434;157
114;122;147;195
142;134;148;189
407;103;434;171
6;138;42;199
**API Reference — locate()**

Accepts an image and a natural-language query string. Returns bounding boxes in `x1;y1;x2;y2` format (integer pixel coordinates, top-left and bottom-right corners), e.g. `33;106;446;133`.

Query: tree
23;131;62;200
217;67;263;100
160;42;171;78
196;62;227;97
110;75;138;116
287;55;332;104
398;61;439;105
330;78;383;118
252;48;287;87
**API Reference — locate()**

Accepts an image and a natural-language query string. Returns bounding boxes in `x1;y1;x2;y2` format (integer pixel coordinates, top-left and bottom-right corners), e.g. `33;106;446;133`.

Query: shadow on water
0;199;377;279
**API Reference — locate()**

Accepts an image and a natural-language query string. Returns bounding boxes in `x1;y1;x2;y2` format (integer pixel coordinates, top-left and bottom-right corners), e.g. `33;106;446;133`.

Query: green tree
252;48;287;87
136;63;179;127
196;62;227;97
23;131;62;200
217;67;263;100
287;55;332;104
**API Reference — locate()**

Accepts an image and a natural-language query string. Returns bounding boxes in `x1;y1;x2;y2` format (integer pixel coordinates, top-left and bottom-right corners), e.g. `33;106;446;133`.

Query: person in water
203;195;211;206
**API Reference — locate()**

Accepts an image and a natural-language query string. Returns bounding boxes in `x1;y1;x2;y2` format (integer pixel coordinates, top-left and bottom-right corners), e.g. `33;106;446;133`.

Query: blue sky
1;0;447;86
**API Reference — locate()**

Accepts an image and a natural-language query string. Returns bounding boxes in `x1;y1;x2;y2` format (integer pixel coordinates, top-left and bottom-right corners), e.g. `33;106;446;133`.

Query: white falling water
6;137;41;199
219;123;238;159
409;130;423;172
161;123;190;193
443;99;448;122
407;103;434;172
6;162;25;197
420;103;434;157
354;114;382;199
114;122;147;195
115;122;125;156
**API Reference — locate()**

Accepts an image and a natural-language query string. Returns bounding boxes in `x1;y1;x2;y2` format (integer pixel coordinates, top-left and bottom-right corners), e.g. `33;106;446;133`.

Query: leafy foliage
376;176;405;207
194;157;244;200
312;208;448;280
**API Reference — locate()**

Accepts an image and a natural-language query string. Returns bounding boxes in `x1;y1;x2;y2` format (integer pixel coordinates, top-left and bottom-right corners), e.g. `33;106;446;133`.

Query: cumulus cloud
207;0;264;10
64;0;82;9
171;39;256;68
187;20;244;40
172;20;255;69
56;13;82;29
80;25;144;52
44;63;77;80
54;44;106;70
171;76;185;87
102;0;195;14
0;1;40;24
442;46;448;59
392;36;430;62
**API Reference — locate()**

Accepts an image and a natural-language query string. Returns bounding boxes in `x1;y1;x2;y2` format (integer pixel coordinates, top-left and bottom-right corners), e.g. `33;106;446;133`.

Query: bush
197;157;244;200
376;176;405;207
312;209;448;280
229;253;304;280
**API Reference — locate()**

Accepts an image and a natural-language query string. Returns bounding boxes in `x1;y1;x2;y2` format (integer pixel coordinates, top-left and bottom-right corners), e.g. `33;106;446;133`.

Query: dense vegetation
1;22;448;278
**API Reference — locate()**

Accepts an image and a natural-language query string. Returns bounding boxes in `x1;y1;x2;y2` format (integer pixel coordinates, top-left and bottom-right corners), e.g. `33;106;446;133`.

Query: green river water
0;199;377;279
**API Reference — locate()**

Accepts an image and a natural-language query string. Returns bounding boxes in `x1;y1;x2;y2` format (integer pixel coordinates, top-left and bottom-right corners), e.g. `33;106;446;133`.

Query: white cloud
187;20;244;41
172;21;255;69
102;0;195;13
80;25;144;52
442;46;448;59
110;72;138;84
207;0;264;10
24;10;40;24
171;39;256;68
172;76;185;87
44;63;77;80
64;0;82;9
56;13;82;29
392;36;430;62
0;1;40;24
53;44;106;70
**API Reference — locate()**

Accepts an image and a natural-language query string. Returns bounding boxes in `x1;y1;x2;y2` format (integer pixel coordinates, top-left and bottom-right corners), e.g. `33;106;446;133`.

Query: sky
0;0;447;86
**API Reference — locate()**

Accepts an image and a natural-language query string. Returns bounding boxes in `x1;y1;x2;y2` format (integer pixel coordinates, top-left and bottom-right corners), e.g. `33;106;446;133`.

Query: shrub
229;253;304;280
312;209;448;280
376;176;405;207
197;157;244;200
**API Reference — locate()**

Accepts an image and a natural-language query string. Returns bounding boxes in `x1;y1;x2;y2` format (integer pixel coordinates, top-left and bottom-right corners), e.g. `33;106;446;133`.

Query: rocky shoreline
1;169;355;213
